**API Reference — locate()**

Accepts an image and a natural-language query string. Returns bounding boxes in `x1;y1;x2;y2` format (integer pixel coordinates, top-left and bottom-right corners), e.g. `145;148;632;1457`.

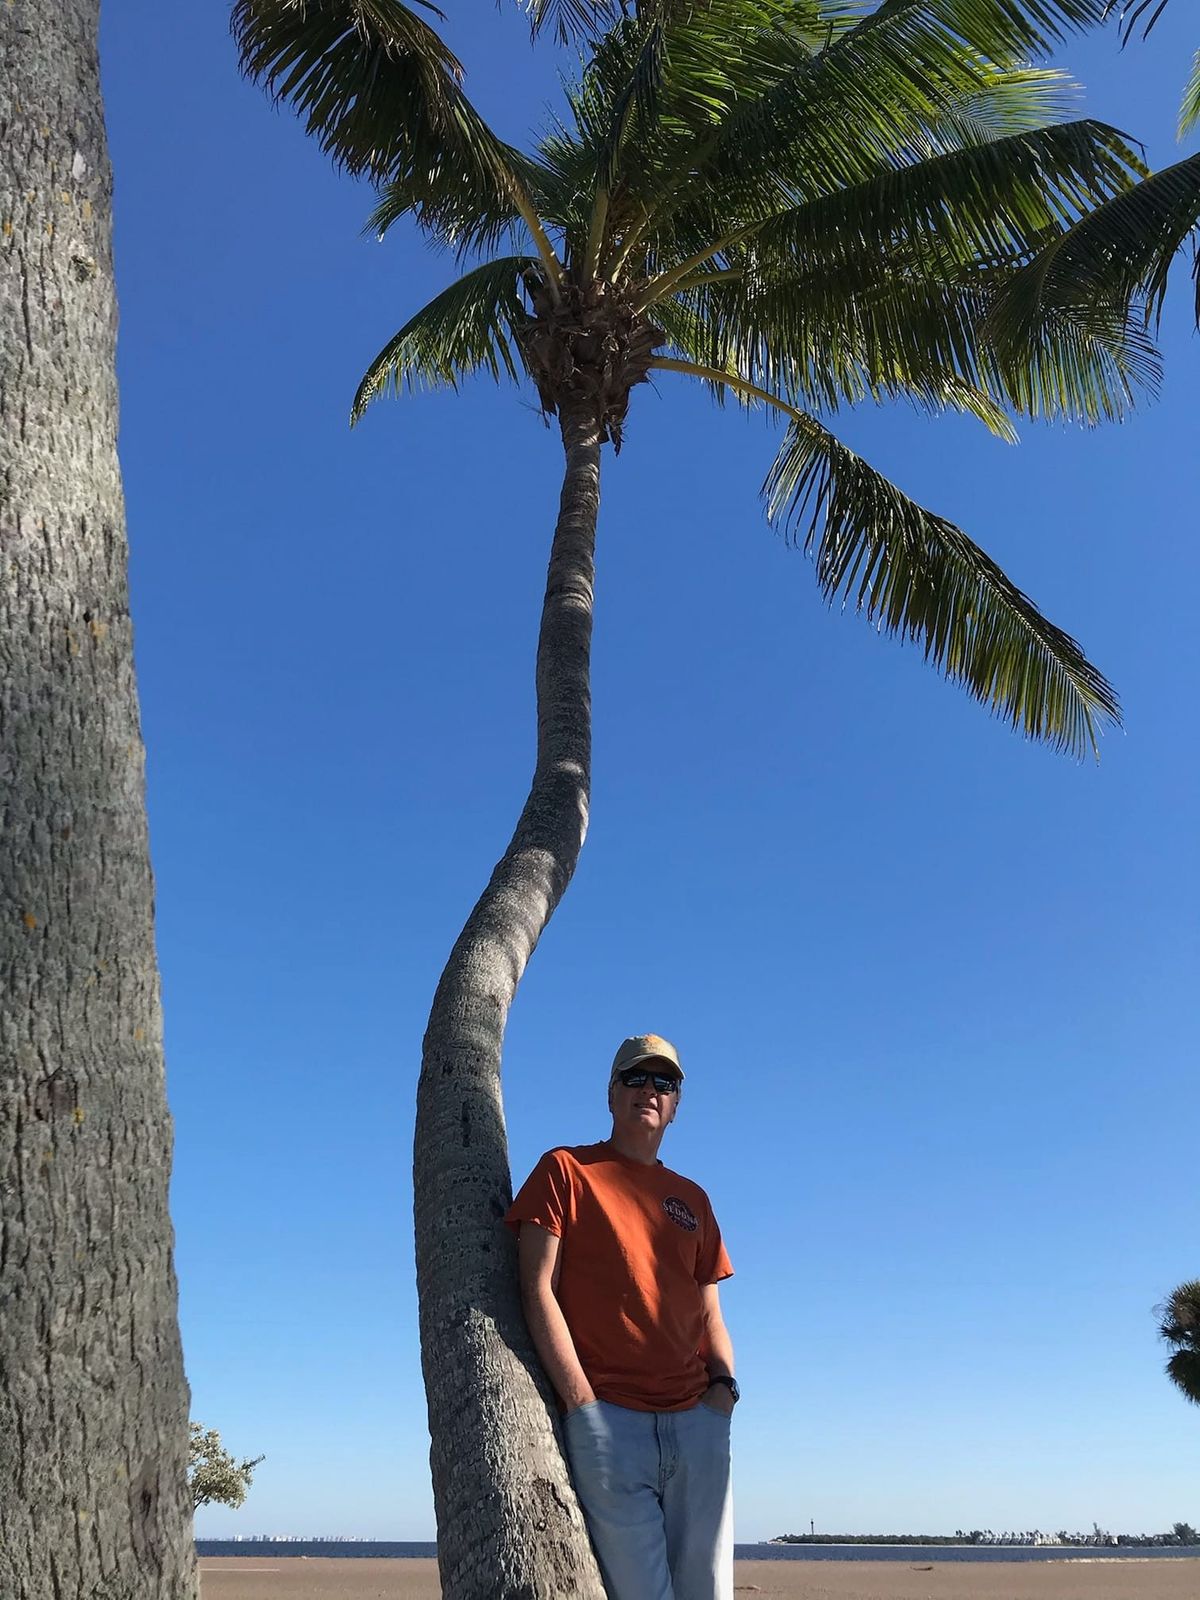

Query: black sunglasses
617;1067;681;1093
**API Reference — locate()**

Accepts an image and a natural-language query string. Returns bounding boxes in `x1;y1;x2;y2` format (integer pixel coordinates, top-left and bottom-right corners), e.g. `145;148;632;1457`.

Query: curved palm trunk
0;5;196;1596
414;399;607;1599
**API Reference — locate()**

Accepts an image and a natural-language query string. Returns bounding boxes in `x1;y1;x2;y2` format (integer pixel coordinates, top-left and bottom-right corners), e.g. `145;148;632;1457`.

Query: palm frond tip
232;0;464;182
987;152;1200;335
351;255;537;420
762;413;1120;757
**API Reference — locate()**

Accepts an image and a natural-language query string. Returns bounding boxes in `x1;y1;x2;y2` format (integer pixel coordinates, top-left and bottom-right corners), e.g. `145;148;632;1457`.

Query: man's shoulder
545;1141;610;1169
533;1141;609;1174
655;1161;714;1209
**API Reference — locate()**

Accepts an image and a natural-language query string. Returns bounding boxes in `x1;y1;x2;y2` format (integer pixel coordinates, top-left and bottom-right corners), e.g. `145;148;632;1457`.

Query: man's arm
700;1281;737;1415
517;1223;596;1414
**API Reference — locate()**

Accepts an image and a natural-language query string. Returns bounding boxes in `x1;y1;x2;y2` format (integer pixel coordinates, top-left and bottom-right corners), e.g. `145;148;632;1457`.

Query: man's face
610;1063;681;1134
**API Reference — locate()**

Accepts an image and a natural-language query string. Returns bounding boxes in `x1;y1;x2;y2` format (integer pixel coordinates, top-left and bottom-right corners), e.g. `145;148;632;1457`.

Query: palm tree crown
240;0;1159;757
1157;1279;1200;1407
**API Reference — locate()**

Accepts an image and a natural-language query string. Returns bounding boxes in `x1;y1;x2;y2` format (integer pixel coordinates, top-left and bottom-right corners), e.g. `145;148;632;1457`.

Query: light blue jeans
563;1398;733;1600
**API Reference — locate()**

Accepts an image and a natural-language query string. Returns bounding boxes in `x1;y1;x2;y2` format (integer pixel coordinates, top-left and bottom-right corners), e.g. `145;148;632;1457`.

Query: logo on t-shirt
662;1195;698;1232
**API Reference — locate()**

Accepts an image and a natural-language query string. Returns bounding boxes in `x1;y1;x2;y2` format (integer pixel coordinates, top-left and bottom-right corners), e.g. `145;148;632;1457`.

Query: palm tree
1;3;196;1597
239;3;1154;1594
1157;1280;1200;1407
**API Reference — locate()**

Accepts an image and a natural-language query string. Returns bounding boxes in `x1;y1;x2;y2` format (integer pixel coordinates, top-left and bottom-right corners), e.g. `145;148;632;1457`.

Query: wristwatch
707;1375;740;1404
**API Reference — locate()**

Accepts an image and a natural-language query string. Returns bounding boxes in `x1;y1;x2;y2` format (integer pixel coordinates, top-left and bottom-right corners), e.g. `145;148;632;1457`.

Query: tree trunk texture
0;4;196;1597
414;399;607;1600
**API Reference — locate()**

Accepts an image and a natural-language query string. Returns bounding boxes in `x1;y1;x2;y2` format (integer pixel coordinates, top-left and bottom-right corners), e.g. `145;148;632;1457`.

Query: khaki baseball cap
609;1034;684;1083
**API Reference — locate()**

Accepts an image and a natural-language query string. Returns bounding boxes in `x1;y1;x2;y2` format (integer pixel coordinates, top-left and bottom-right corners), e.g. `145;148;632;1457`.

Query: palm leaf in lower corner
762;413;1120;757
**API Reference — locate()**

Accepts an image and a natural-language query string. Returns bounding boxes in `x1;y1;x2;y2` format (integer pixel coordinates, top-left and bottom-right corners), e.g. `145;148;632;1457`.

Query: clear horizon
193;1532;1197;1544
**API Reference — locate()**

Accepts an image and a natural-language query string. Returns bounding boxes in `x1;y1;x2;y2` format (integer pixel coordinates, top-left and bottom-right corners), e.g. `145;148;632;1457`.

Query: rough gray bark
0;4;197;1596
415;399;607;1600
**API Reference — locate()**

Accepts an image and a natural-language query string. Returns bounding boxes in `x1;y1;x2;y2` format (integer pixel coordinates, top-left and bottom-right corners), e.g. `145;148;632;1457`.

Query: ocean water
196;1541;1200;1563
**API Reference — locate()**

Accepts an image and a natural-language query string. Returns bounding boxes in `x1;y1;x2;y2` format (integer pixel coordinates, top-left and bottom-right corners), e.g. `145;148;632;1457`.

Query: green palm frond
532;8;1123;286
526;0;865;42
1165;1349;1200;1406
664;269;999;419
1157;1279;1200;1348
644;118;1155;426
760;409;1119;756
858;0;1107;55
1180;50;1200;139
232;0;463;181
744;121;1144;279
699;270;1156;423
937;377;1021;438
632;103;1144;318
578;19;669;195
615;17;1120;284
635;73;1085;295
365;144;554;258
931;67;1080;147
988;151;1200;333
524;0;613;44
995;295;1160;417
560;2;812;192
555;2;913;265
650;297;755;405
233;0;566;280
1104;0;1171;42
523;0;856;48
703;0;1108;204
350;255;536;419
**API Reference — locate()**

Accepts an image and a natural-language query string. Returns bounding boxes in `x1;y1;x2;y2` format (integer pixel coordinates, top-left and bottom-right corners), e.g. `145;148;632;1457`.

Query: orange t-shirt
505;1142;733;1412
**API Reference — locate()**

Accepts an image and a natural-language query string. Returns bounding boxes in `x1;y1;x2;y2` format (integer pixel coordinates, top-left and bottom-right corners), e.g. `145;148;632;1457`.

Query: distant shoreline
196;1539;1200;1562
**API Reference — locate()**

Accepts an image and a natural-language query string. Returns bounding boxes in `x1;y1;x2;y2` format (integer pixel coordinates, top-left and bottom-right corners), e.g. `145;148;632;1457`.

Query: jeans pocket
697;1400;733;1422
565;1400;601;1423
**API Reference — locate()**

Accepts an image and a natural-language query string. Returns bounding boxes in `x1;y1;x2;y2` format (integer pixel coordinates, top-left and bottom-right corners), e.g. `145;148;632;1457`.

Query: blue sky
99;3;1197;1543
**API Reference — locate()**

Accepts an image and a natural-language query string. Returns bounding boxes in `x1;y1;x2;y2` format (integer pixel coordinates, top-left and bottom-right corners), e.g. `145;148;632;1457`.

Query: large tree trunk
414;398;607;1600
0;4;197;1597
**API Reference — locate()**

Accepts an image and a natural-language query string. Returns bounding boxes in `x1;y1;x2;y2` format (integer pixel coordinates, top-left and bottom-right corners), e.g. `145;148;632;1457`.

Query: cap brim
612;1052;684;1082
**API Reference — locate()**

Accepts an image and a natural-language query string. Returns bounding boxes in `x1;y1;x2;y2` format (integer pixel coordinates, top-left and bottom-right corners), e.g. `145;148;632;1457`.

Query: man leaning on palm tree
508;1035;737;1600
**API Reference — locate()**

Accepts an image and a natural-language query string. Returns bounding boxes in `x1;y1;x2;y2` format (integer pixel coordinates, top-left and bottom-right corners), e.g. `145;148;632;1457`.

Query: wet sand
199;1554;1200;1600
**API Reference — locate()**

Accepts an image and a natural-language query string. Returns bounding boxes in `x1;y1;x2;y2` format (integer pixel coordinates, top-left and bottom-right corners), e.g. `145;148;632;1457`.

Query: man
506;1034;737;1600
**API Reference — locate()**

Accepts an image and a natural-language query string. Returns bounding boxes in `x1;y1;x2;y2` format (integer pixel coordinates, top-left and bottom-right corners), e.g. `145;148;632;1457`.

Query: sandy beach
199;1554;1200;1600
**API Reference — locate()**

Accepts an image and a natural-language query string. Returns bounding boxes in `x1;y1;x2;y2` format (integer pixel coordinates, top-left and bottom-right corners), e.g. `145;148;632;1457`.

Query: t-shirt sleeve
695;1192;733;1284
504;1149;573;1238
